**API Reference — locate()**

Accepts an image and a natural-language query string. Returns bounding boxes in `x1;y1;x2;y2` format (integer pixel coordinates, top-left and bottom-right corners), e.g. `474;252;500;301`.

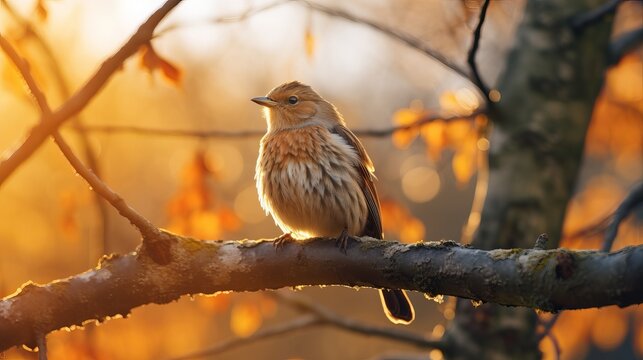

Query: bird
252;81;415;325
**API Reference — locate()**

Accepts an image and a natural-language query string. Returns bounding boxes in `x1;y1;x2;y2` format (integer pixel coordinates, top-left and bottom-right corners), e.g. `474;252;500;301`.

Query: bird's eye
287;96;299;105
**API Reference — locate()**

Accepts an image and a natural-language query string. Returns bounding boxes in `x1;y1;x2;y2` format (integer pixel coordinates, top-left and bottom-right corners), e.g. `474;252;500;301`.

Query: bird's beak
251;96;278;108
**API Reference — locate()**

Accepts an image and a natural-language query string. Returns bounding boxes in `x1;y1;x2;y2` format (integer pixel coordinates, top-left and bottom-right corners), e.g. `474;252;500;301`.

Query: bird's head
252;81;343;132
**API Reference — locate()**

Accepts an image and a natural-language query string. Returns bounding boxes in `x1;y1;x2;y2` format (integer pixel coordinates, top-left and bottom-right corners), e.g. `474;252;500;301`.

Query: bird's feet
273;233;294;249
335;228;352;254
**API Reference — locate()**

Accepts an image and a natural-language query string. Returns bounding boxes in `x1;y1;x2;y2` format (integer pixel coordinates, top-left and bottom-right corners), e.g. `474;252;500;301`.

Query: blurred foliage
0;0;640;359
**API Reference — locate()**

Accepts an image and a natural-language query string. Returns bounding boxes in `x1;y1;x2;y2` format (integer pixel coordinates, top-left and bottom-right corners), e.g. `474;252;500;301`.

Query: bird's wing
331;124;383;239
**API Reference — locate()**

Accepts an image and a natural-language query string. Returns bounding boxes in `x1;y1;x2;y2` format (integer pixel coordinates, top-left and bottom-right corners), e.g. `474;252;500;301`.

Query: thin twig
546;332;561;360
169;315;321;360
171;291;447;360
271;292;446;350
0;34;158;240
571;0;624;32
563;214;613;241
467;0;492;100
609;27;643;66
36;333;47;360
2;0;111;255
0;0;183;187
79;110;484;139
156;0;293;37
157;0;472;83
603;181;643;252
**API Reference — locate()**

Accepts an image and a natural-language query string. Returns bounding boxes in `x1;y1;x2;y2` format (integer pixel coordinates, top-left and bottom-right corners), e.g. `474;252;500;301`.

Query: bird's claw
335;228;352;254
273;233;294;249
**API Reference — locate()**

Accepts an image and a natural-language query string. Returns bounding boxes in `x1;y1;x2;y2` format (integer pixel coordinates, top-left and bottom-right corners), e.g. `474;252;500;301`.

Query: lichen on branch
0;234;641;351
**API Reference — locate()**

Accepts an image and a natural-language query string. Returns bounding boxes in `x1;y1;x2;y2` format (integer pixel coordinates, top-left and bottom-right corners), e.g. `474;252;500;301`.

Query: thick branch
0;0;183;187
0;236;640;351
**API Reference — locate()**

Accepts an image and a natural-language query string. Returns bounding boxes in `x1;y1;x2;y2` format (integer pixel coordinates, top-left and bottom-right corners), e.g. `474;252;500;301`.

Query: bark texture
0;235;641;352
446;0;616;359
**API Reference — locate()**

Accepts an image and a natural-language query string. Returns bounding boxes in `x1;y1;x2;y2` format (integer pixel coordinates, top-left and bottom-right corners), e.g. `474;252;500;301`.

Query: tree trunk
445;0;615;358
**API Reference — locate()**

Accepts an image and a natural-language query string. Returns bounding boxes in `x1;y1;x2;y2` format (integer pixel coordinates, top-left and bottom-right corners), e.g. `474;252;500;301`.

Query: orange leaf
392;108;423;149
218;207;242;232
445;120;472;145
198;293;231;313
159;56;182;85
35;0;48;22
230;301;262;337
304;28;315;59
58;191;79;242
452;134;477;185
400;217;425;243
420;120;446;161
138;43;182;87
590;307;629;350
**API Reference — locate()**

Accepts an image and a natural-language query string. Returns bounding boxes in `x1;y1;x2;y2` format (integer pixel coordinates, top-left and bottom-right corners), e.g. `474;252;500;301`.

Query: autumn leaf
35;0;48;22
392;108;425;149
197;293;231;314
59;191;79;242
400;217;425;243
451;133;478;185
138;42;182;87
166;150;242;239
304;28;315;59
381;199;426;243
230;301;262;337
420;120;445;161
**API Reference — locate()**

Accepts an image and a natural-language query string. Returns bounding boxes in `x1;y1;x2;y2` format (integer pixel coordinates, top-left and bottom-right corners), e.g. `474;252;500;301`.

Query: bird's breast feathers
256;125;368;238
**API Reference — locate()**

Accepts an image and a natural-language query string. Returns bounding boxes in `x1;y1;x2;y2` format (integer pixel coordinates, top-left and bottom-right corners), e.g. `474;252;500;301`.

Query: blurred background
0;0;641;359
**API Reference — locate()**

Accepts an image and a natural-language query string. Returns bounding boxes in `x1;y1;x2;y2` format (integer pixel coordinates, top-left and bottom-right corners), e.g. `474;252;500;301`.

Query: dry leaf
230;301;262;337
392;108;424;149
451;133;477;185
35;0;48;22
304;28;315;59
381;199;425;242
138;43;182;87
420;120;446;161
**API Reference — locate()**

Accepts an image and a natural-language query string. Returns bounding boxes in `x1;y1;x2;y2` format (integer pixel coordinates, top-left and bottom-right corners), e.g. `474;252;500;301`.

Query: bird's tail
379;289;415;325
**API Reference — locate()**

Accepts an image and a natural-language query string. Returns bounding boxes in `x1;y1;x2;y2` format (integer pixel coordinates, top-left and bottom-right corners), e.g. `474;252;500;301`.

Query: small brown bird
252;81;415;325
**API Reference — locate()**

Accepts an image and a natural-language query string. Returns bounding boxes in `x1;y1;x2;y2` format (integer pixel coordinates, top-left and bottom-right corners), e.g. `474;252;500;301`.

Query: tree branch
78;110;484;139
172;291;446;359
570;0;624;32
602;181;643;252
2;0;113;253
157;0;472;83
609;27;643;66
0;33;158;242
0;0;183;187
0;235;640;351
467;0;492;100
170;314;321;360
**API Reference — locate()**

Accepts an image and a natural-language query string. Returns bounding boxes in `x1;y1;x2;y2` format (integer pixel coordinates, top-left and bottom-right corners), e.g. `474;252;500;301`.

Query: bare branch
272;292;445;349
36;333;47;360
603;181;643;252
467;0;492;100
172;291;446;359
609;27;643;65
0;235;640;351
0;32;157;241
79;110;484;139
157;0;472;82
170;315;321;360
571;0;624;32
2;0;112;253
0;0;183;187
